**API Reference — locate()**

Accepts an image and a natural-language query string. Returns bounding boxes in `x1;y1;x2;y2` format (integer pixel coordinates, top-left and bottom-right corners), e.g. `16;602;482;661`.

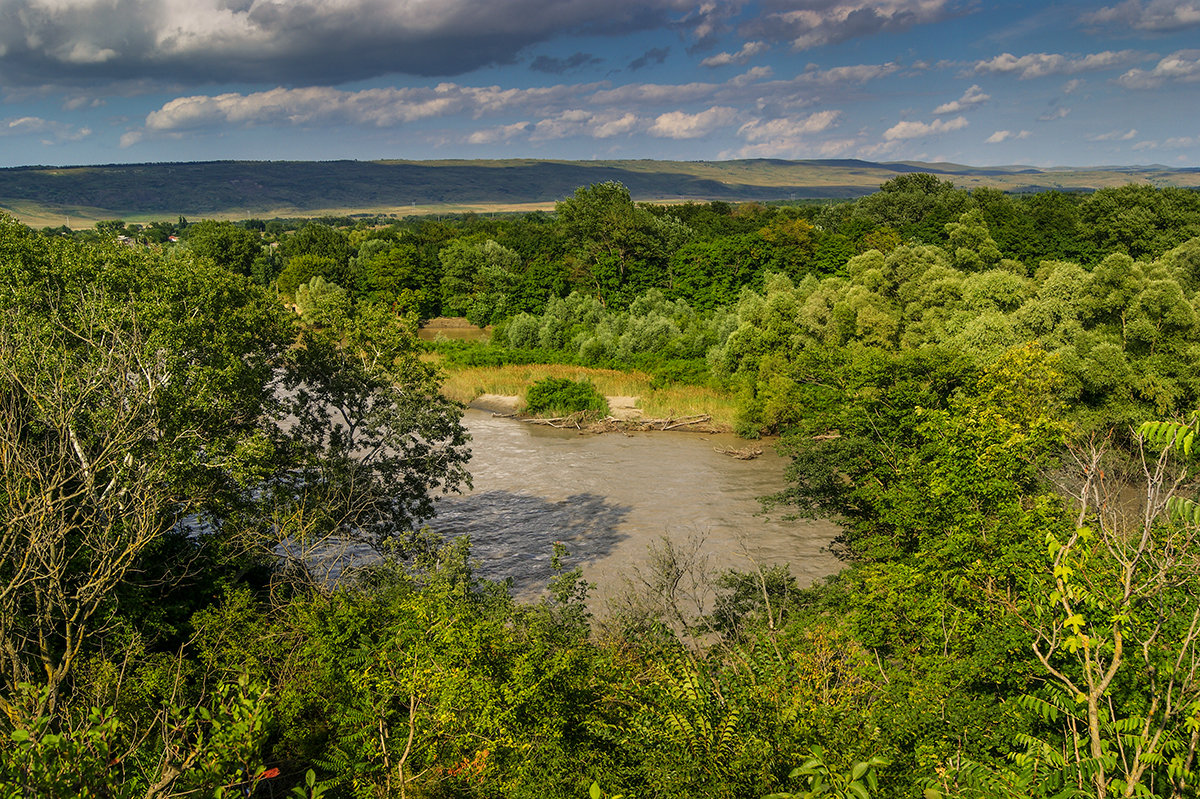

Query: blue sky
0;0;1197;168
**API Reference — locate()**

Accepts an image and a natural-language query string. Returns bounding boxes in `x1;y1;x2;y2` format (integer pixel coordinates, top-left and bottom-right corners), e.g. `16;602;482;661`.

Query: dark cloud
628;47;671;70
0;0;694;87
745;0;962;50
530;52;603;74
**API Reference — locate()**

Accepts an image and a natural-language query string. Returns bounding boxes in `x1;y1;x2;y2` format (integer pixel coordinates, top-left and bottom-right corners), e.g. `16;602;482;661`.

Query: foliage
0;675;273;799
185;219;263;277
0;216;471;793
12;176;1200;798
523;376;609;418
764;748;889;799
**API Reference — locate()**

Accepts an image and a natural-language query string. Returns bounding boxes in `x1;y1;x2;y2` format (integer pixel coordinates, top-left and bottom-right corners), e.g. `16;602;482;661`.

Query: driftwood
525;410;589;429
657;414;712;431
715;445;764;460
515;411;718;434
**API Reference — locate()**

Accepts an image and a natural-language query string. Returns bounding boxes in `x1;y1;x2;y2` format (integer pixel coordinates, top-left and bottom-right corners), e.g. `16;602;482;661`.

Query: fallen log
661;414;712;431
715;445;763;460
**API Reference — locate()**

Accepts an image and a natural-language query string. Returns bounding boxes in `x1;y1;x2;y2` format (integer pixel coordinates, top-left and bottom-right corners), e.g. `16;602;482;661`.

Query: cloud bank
0;0;695;86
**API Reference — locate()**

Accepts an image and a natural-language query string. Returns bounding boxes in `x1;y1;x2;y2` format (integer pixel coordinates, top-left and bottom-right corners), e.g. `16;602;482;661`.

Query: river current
421;409;843;608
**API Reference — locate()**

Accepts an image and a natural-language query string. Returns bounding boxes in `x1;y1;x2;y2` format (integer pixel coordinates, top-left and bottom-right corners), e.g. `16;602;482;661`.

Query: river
420;409;842;610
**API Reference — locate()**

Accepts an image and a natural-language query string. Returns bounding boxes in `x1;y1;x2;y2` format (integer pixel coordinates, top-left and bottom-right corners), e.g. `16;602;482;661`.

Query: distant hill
2;158;1198;227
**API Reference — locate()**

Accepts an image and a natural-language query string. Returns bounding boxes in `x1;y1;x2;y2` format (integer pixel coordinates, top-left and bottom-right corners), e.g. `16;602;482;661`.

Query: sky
0;0;1197;169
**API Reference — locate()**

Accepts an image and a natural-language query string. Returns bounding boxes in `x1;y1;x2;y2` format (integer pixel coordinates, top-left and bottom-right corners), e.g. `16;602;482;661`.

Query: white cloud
137;82;602;134
62;94;104;110
798;62;901;84
1087;128;1139;141
466;121;531;144
1081;0;1200;32
737;110;842;143
1117;49;1200;88
648;106;737;138
933;84;989;114
700;41;767;68
1;115;91;142
1062;79;1083;94
530;109;640;140
590;79;733;107
974;49;1144;79
883;115;968;140
1038;107;1071;121
585;61;893;115
985;129;1031;143
723;110;851;158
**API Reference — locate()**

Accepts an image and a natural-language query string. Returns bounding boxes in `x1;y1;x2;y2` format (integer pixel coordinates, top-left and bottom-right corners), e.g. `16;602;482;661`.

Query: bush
523;377;608;418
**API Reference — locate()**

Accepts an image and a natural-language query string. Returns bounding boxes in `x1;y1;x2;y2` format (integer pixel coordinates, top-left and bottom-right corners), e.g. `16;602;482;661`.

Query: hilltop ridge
1;157;1198;227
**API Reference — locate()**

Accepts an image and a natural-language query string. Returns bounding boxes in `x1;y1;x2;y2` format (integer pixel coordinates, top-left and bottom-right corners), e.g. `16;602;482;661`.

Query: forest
5;175;1200;798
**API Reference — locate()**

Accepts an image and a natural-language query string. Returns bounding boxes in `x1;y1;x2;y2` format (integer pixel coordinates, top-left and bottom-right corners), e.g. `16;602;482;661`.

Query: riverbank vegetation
6;177;1200;797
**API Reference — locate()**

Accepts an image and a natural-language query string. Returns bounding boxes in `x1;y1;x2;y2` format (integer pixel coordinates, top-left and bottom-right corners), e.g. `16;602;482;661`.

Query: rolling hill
2;157;1198;227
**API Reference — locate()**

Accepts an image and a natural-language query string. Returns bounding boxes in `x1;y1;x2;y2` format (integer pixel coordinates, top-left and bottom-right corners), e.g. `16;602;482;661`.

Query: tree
556;182;689;308
350;241;437;316
0;217;470;723
185;220;263;277
278;253;342;297
438;238;522;324
281;222;354;265
272;300;471;557
0;217;289;716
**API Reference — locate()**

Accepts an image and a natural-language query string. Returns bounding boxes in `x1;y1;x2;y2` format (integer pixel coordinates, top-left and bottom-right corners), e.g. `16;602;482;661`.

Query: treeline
76;176;1200;435
68;176;1200;322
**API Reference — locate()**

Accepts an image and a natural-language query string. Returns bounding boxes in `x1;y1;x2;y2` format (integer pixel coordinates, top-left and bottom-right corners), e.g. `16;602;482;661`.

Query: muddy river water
416;409;843;609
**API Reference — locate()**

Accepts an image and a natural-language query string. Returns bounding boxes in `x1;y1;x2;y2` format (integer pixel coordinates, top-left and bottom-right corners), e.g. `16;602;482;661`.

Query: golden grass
435;362;737;429
638;384;738;426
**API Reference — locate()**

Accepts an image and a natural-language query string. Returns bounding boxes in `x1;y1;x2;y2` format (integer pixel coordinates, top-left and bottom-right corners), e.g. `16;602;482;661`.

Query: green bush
523;377;609;418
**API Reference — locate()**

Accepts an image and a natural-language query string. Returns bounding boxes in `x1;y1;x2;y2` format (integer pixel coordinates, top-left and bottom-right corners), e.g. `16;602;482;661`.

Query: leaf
590;782;602;799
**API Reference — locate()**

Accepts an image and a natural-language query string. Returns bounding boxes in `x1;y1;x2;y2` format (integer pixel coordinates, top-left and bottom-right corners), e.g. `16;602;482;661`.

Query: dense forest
6;176;1200;798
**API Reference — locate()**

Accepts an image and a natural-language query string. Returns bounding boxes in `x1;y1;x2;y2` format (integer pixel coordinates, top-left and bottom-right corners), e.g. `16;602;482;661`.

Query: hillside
2;157;1198;227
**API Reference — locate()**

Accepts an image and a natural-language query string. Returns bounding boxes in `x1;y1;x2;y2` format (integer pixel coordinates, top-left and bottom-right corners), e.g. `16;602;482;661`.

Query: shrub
523;377;609;418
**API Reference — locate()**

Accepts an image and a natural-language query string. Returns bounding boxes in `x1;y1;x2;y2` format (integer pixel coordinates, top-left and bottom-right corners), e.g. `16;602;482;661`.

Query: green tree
0;216;470;728
278;253;342;296
556;182;689;308
185;220;263;277
439;238;522;325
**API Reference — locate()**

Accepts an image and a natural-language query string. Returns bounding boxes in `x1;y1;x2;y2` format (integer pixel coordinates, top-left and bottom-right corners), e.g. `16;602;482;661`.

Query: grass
432;360;738;429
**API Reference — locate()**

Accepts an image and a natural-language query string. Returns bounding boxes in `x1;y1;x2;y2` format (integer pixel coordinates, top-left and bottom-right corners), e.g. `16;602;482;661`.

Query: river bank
435;362;738;431
470;392;726;435
420;317;741;431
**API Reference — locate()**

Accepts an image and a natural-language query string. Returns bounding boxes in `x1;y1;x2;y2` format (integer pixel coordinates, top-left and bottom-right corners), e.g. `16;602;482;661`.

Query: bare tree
0;298;194;719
